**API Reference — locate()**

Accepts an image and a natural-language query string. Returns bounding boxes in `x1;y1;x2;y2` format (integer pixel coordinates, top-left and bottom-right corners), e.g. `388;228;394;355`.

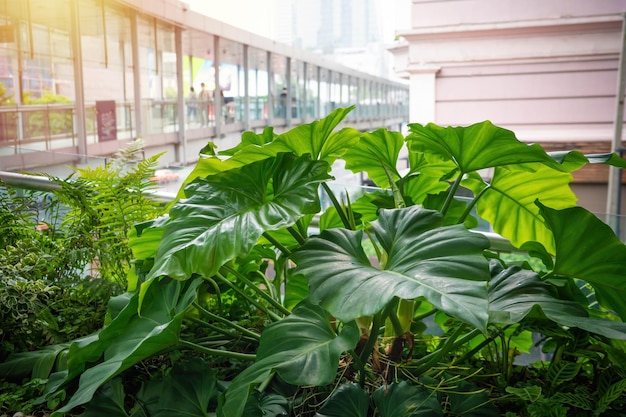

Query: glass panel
182;29;215;127
272;53;287;120
305;63;317;119
319;68;330;116
247;46;268;121
219;38;244;124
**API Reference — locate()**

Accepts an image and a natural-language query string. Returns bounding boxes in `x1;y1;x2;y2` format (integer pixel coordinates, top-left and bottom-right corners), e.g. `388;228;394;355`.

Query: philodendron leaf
78;378;129;417
538;202;626;321
373;380;442;417
277;106;357;162
407;120;556;174
488;263;626;339
315;383;369;417
149;154;331;280
447;381;499;417
463;163;577;254
548;150;626;172
218;301;359;417
343;128;404;188
45;278;202;416
293;206;491;331
146;358;217;417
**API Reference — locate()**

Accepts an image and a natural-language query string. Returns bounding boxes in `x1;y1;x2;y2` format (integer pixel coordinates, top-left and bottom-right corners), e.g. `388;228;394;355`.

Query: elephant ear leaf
343;128;405;188
538;202;626;321
149;154;331;280
373;381;443;417
293;206;491;330
407;120;555;174
218;301;359;417
463;163;577;254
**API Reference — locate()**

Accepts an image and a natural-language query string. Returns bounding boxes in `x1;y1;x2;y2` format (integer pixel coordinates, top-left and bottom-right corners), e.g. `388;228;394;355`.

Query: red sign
96;100;117;142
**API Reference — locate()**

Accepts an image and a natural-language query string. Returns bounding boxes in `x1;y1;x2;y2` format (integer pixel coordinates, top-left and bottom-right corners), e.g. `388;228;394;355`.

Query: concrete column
408;66;439;125
175;26;186;164
69;0;87;156
130;12;142;138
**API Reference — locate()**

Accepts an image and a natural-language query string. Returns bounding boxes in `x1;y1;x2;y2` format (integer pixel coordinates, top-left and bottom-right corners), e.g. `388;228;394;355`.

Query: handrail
0;169;518;252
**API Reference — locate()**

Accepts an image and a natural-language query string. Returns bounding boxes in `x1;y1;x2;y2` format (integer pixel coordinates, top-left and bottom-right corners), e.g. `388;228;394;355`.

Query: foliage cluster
0;152;163;415
3;107;626;416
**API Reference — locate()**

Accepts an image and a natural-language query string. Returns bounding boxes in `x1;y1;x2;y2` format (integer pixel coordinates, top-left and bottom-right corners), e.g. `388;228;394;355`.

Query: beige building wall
390;0;626;213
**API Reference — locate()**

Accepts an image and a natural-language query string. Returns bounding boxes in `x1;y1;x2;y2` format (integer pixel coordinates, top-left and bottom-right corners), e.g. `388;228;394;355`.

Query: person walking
186;86;197;124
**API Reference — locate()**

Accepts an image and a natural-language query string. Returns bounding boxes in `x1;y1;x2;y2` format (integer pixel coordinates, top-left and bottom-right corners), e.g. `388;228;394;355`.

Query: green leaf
403;175;451;208
283;273;309;311
218;301;359;417
551;392;594;411
277;106;356;162
219;127;277;156
488;263;626;339
293;206;491;330
78;378;129;417
539;202;626;320
447;381;499;417
372;381;442;417
505;386;542;402
149;154;331;280
596;378;626;413
146;358;216;417
407;121;556;174
463;163;577;254
343;128;404;188
315;383;369;417
45;278;202;416
548;150;626;171
547;362;581;389
0;343;71;380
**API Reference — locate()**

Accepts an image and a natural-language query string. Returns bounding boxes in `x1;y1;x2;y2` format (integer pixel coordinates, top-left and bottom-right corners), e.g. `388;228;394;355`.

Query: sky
184;0;410;46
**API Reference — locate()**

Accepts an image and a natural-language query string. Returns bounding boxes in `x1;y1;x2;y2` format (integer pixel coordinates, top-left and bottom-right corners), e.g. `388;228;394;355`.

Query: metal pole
606;13;626;232
70;0;87;157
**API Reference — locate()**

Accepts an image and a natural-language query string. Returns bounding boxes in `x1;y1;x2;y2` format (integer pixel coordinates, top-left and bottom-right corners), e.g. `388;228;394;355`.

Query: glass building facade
0;0;408;171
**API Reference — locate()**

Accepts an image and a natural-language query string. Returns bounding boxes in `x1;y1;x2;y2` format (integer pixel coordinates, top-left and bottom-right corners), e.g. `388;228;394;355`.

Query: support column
214;36;222;137
175;26;186;164
408;66;439;125
243;44;250;131
130;12;143;139
606;14;626;231
69;0;87;156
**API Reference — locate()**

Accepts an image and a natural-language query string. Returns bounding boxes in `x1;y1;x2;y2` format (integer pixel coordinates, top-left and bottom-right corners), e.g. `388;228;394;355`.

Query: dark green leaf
505;386;542;402
316;383;369;417
149;154;331;280
373;381;442;417
547;362;581;388
293;206;491;330
79;378;129;417
539;202;626;320
218;301;359;417
447;381;499;417
46;278;201;416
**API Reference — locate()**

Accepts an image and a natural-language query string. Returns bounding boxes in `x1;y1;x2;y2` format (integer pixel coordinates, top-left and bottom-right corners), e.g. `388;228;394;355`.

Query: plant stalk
321;182;351;229
223;265;291;316
179;340;256;361
192;301;261;340
214;271;283;321
441;173;464;216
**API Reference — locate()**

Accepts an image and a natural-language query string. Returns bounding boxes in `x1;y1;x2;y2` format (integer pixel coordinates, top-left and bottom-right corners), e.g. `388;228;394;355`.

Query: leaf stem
179;340;256;361
214;271;283;322
441;173;464;216
321;182;351;229
458;183;490;224
262;232;292;257
223;265;291;316
359;312;383;365
287;225;306;245
192;302;261;340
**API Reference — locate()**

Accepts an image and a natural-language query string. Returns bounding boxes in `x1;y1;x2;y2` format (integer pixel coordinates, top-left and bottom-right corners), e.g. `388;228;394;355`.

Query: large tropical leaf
548;150;626;172
78;378;129;417
0;342;71;380
343;128;404;188
488;263;626;339
218;301;359;417
293;206;491;330
538;202;626;321
148;154;331;280
315;383;370;417
142;358;217;417
463;163;577;254
276;106;356;162
447;380;499;417
43;278;201;416
373;381;442;417
407;121;556;174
